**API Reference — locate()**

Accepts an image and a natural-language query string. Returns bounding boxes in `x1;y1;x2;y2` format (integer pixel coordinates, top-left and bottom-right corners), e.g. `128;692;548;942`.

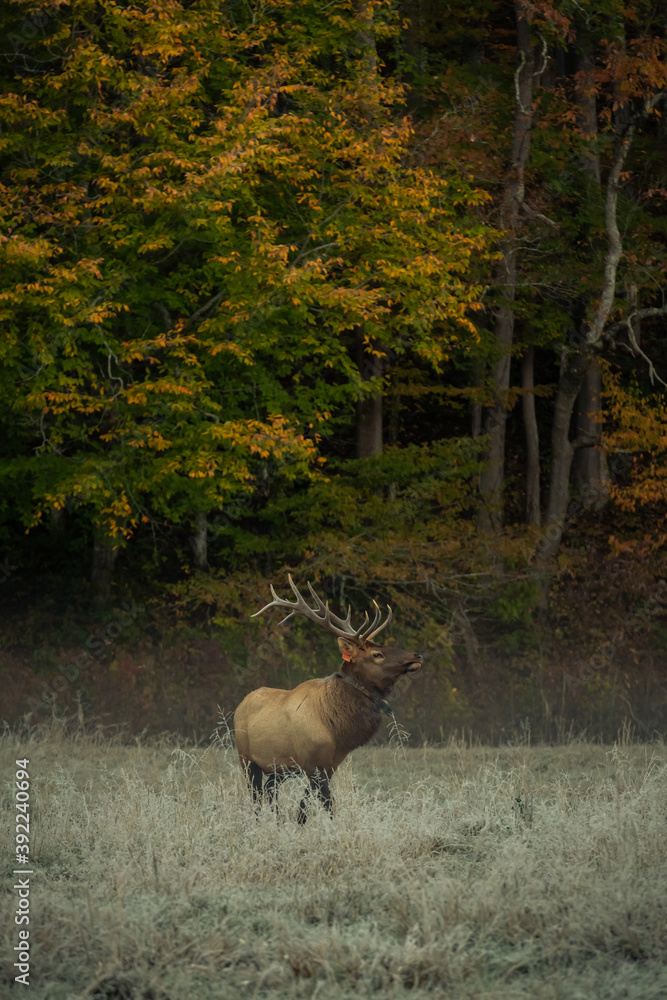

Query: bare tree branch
182;291;224;331
587;91;666;345
624;314;667;388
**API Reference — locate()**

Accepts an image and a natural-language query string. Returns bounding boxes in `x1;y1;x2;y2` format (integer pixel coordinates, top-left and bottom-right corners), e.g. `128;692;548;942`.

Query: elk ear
337;637;356;662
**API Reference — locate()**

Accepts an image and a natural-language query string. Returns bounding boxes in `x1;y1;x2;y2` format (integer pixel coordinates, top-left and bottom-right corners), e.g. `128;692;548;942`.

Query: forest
1;0;666;740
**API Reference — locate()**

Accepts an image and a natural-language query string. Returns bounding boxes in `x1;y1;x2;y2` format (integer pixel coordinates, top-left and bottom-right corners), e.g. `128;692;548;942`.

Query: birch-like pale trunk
541;119;639;557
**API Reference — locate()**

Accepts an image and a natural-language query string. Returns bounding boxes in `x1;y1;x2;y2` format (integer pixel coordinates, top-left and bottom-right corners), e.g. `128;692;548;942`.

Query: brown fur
234;635;422;818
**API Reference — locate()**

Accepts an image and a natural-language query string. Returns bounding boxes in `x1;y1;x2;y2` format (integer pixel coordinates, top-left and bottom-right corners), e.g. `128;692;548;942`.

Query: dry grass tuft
1;719;666;998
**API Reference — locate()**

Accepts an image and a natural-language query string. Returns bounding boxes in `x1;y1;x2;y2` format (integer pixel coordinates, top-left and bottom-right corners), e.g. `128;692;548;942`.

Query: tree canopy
1;0;489;547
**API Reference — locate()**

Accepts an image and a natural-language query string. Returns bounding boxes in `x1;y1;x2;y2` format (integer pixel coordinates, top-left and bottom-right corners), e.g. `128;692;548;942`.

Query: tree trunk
541;111;641;559
91;535;118;604
356;331;384;459
572;37;610;507
522;346;541;525
573;358;610;507
50;505;66;538
471;360;483;441
190;512;208;571
545;347;593;535
574;40;601;185
478;300;514;530
478;6;535;530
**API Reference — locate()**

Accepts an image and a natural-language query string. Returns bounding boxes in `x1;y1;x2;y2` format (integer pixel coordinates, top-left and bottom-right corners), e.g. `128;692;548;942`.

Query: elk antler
252;574;393;644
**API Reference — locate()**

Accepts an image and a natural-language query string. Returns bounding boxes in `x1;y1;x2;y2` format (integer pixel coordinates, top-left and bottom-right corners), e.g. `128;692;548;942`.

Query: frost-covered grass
1;720;666;999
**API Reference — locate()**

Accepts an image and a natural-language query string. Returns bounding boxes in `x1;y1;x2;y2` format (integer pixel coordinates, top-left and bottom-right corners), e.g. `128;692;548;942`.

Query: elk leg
244;760;265;803
310;773;333;817
298;773;333;824
297;785;311;825
265;770;288;815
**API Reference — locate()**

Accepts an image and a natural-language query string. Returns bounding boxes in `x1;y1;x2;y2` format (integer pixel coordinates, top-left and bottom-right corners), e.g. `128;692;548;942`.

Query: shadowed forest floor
1;721;666;999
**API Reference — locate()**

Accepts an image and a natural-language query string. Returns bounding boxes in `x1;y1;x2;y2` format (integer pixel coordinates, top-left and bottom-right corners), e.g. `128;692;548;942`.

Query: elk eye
372;651;383;660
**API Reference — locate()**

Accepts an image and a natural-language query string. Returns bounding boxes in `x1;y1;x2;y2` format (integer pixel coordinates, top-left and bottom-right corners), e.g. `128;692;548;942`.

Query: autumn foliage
1;0;666;737
0;0;488;542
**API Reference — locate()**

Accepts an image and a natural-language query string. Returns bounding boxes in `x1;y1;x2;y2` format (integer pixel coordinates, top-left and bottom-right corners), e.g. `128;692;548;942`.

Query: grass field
2;719;666;999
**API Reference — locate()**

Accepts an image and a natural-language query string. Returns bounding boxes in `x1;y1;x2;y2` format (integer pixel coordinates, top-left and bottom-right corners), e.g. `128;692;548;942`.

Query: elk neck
317;671;388;757
333;670;393;717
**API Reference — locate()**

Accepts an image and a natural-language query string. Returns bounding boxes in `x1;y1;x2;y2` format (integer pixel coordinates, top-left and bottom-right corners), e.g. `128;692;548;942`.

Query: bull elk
233;575;422;821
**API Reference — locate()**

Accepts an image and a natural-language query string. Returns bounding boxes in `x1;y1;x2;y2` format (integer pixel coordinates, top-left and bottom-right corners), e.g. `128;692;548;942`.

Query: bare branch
514;49;528;114
587;91;667;347
533;33;548;78
605;304;667;340
182;291;224;331
625;316;667;388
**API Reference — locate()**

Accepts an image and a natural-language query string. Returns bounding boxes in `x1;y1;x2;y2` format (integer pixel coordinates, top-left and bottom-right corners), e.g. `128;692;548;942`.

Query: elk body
233;576;422;821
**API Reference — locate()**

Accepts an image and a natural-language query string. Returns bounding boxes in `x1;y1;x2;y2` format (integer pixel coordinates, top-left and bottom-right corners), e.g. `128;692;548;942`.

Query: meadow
1;719;666;1000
